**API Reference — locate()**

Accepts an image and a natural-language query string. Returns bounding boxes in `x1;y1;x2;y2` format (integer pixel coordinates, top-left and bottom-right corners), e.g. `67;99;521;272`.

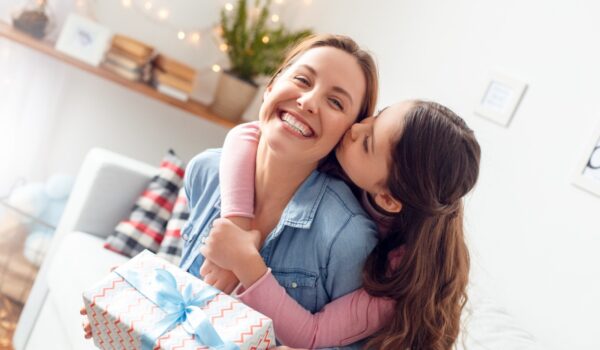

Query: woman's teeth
281;112;314;137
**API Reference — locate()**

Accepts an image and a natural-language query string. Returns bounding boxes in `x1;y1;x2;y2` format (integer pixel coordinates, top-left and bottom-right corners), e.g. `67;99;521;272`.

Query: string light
157;8;169;20
83;0;315;75
190;32;201;42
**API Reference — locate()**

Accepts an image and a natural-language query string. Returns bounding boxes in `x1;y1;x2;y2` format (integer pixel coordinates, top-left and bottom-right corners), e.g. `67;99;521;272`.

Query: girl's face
336;101;411;206
259;46;366;166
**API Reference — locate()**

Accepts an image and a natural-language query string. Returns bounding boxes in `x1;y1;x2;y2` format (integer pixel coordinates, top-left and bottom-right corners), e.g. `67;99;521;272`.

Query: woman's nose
297;91;317;114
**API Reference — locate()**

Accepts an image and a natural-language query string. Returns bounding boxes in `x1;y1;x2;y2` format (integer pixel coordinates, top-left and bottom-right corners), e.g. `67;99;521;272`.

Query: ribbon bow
116;268;239;350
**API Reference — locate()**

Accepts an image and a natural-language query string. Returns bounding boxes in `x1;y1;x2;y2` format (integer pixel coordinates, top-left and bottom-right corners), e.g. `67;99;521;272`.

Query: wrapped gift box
83;250;275;350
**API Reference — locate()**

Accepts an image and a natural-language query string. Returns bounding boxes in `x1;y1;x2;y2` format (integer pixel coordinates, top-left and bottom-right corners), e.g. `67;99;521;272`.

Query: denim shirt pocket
271;268;318;313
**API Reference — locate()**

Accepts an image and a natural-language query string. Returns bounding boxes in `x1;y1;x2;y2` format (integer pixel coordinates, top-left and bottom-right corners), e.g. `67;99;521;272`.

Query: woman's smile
278;108;315;138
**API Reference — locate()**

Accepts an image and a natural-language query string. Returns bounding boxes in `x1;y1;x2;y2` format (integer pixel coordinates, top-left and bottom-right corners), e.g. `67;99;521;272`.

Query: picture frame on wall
572;124;600;197
474;71;527;127
55;13;111;66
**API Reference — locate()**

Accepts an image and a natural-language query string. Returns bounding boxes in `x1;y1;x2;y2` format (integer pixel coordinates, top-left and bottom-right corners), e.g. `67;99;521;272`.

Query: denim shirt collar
204;170;328;248
280;170;328;229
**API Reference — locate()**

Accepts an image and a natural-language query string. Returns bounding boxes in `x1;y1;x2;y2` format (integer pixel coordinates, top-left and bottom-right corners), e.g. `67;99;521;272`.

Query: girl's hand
200;218;261;271
199;259;240;294
200;218;266;287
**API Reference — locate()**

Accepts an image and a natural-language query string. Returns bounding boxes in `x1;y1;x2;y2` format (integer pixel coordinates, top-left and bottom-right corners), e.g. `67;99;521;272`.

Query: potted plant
211;0;312;121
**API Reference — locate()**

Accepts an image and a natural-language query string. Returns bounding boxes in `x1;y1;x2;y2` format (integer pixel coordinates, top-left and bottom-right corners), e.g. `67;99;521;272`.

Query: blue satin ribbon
116;267;239;350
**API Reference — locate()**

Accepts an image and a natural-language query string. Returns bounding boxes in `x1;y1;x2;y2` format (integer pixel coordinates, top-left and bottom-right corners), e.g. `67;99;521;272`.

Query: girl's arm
200;122;260;292
219;121;260;229
201;219;395;349
238;270;395;348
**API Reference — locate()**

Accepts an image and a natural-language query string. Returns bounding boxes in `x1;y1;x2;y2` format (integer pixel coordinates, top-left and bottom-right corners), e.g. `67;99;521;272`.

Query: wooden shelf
0;21;238;129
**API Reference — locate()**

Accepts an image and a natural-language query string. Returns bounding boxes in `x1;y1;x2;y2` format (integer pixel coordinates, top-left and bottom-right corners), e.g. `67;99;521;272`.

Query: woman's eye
363;135;369;153
329;98;344;111
294;76;310;85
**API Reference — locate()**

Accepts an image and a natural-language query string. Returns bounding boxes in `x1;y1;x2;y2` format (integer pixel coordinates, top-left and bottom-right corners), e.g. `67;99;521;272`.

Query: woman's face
259;46;366;166
336;101;410;196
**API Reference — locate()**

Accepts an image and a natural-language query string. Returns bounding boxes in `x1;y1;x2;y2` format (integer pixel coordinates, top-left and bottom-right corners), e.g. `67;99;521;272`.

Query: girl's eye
363;135;369;153
329;98;344;111
294;76;310;85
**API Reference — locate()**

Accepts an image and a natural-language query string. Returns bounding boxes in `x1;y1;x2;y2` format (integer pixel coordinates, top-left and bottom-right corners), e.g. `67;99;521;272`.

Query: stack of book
102;34;154;82
151;54;197;101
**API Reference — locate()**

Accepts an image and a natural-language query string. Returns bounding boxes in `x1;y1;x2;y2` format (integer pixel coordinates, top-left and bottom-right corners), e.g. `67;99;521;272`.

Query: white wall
44;67;229;174
17;0;599;348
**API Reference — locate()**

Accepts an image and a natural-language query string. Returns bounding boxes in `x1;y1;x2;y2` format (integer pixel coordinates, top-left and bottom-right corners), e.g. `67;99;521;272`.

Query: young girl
201;100;481;350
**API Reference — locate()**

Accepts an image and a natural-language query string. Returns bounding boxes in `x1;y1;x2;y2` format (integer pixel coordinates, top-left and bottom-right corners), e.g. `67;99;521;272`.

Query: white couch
13;148;157;350
13;148;542;350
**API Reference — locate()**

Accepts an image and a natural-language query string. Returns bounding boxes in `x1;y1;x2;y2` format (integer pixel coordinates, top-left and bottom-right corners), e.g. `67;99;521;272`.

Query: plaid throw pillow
157;187;188;264
104;150;185;257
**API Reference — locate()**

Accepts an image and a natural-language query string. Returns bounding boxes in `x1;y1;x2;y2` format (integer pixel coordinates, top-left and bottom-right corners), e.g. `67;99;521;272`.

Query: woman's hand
200;218;266;288
80;265;120;340
80;306;92;339
201;218;261;271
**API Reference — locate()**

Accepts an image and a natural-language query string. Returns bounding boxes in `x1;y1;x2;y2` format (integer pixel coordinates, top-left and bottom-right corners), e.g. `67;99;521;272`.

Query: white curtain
0;0;76;196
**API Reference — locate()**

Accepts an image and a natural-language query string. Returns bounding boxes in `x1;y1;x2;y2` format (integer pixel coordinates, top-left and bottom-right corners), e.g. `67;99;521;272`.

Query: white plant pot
210;71;258;122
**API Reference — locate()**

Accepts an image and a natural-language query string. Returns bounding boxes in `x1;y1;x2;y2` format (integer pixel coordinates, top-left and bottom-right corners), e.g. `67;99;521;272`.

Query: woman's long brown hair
363;101;481;350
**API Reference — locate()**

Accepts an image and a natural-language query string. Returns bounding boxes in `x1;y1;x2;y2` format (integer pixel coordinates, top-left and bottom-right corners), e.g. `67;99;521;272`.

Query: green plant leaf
219;0;313;84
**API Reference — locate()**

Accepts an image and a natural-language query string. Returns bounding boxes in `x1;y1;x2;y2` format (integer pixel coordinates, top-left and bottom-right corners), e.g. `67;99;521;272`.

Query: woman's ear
373;192;402;213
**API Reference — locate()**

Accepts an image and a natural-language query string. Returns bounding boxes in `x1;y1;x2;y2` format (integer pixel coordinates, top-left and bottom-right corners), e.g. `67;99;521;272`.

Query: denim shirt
179;149;378;343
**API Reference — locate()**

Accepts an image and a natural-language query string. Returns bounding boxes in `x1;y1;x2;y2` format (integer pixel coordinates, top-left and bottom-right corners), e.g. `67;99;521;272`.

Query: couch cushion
47;231;129;350
156;187;188;265
104;149;185;257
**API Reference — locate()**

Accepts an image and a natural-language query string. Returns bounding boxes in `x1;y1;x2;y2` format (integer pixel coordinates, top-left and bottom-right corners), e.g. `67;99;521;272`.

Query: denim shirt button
291;282;298;288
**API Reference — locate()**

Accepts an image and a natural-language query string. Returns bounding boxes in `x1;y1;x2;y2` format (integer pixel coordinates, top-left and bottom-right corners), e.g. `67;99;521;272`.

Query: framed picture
572;124;600;197
55;13;112;66
475;72;527;127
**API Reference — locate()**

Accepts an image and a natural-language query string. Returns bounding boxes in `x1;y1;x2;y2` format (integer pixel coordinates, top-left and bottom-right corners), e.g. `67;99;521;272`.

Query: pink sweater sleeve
238;270;395;348
219;121;260;218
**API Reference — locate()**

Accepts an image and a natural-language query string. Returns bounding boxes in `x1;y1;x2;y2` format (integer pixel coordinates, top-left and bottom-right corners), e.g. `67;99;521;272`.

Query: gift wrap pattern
83;250;275;350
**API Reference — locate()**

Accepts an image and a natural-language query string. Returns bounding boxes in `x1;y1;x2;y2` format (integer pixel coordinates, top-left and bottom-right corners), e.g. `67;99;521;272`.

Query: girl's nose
349;122;364;141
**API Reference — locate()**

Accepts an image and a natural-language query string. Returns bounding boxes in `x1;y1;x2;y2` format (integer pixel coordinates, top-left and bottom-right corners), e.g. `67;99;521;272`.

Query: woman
82;34;379;349
178;33;381;321
202;100;481;350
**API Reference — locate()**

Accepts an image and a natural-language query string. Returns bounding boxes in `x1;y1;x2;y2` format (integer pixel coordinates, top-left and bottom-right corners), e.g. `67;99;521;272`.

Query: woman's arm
201;219;395;349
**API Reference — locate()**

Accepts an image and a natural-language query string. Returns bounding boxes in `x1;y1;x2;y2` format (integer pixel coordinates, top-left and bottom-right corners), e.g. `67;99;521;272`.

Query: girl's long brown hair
363;101;481;350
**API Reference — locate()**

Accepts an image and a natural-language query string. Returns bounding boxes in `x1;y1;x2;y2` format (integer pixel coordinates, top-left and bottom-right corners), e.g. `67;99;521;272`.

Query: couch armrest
57;147;156;239
13;148;156;350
